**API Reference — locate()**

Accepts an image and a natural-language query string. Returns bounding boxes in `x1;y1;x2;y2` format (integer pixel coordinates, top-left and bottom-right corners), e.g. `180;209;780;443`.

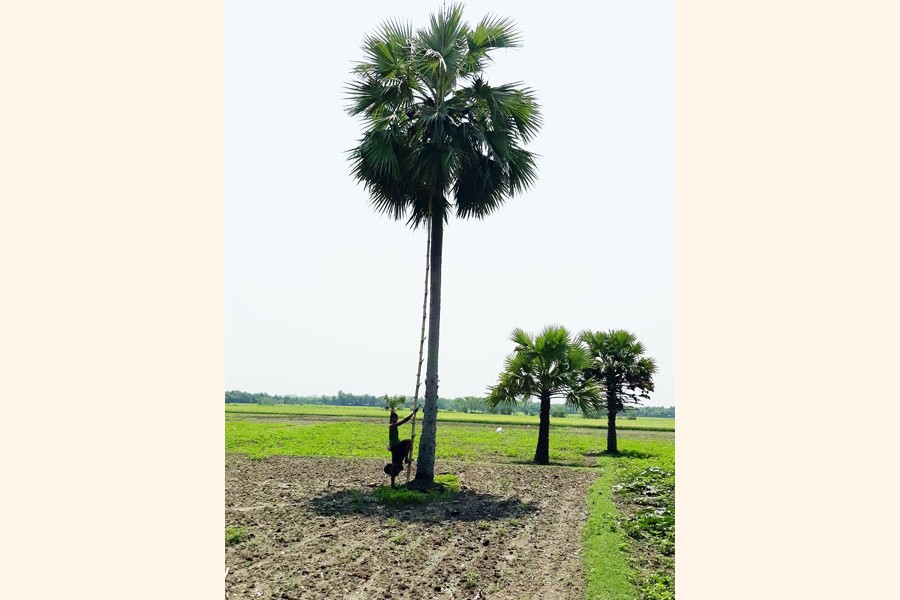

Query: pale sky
226;1;674;405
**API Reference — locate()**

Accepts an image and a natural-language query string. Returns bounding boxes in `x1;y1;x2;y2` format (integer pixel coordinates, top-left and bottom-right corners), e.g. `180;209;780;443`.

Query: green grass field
225;403;675;431
225;409;674;600
226;419;672;466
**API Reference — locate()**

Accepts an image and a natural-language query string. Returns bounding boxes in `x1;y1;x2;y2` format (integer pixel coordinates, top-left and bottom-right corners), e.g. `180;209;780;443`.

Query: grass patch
464;570;480;589
582;469;637;600
225;525;249;546
373;474;461;506
374;486;430;506
435;473;461;492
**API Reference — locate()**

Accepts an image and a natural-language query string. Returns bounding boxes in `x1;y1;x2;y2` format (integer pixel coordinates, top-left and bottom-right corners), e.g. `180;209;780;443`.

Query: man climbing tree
384;407;418;487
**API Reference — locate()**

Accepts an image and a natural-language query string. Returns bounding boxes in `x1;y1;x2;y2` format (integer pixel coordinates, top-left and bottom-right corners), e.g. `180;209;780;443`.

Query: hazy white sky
226;1;674;405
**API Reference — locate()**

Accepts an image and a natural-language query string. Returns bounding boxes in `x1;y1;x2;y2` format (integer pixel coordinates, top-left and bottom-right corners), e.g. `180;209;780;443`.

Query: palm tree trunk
406;220;430;486
534;391;551;465
412;209;443;488
606;382;618;454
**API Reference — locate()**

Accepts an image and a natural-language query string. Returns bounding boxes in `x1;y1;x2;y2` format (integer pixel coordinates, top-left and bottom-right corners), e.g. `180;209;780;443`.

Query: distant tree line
224;390;673;418
629;405;675;418
225;390;384;406
224;389;534;414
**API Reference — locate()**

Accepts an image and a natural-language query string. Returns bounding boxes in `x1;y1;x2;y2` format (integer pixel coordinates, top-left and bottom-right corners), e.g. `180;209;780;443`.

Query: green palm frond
421;3;468;59
353;31;417;100
564;376;605;414
486;368;528;410
348;127;415;220
509;327;532;351
505;147;539;196
416;4;468;93
461;15;522;76
345;76;413;122
378;18;414;45
470;15;522;50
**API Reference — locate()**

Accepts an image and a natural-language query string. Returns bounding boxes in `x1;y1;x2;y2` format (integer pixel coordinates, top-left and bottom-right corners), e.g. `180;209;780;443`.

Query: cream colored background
2;1;898;597
677;1;899;597
1;1;224;597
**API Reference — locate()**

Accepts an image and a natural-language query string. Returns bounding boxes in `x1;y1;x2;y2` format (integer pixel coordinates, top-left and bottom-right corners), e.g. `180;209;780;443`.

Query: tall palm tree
486;326;601;465
347;4;541;487
580;330;658;454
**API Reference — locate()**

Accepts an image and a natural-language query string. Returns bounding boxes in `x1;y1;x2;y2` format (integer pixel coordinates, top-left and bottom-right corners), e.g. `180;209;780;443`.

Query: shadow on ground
308;488;538;522
583;449;657;460
510;458;593;467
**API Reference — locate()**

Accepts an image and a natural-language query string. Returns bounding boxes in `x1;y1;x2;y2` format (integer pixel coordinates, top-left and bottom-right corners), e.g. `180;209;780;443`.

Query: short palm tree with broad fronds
486;326;602;465
580;330;658;454
347;3;542;487
380;395;408;412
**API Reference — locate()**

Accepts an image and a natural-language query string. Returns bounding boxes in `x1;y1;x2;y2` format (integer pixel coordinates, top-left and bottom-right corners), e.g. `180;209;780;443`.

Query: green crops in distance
225;420;673;467
224;403;675;431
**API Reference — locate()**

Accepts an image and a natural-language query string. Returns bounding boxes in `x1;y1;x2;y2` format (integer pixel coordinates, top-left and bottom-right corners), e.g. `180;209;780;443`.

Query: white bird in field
496;427;503;434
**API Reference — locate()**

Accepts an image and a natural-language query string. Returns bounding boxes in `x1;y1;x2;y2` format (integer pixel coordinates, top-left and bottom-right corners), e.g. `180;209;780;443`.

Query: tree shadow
509;458;591;467
507;451;656;465
587;449;657;460
308;488;538;523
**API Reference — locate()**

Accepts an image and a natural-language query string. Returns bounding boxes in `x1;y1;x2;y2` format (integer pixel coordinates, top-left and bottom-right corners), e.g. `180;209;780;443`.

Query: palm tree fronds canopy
346;3;541;230
579;329;658;407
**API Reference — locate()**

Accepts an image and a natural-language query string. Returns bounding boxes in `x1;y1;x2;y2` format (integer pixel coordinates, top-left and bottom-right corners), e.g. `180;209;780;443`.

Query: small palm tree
347;4;541;487
580;330;657;454
487;326;602;464
381;395;408;412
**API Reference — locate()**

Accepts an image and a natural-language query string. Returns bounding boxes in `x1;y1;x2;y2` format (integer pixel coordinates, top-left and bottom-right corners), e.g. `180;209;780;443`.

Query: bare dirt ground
225;455;598;600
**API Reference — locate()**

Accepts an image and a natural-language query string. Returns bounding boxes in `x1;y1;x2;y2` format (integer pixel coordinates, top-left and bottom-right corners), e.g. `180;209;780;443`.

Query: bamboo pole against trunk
406;221;430;485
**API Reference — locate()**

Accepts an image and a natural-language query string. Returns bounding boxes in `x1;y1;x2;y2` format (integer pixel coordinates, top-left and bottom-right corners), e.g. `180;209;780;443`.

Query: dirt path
225;455;598;599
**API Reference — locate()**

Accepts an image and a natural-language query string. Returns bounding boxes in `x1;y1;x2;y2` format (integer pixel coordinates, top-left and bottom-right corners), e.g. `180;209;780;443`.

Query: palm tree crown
346;3;541;226
580;330;657;409
488;326;600;410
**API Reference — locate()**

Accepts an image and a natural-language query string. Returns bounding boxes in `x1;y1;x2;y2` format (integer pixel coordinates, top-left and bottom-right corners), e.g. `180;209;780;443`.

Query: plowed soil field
225;455;597;600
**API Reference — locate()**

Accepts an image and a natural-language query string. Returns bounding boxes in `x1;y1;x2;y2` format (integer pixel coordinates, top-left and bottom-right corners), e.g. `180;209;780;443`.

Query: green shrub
551;407;567;418
225;526;248;546
373;473;460;506
464;571;480;589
